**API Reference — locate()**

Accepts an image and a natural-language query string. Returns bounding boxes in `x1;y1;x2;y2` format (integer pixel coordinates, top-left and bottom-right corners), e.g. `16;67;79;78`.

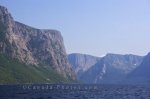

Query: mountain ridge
68;53;144;84
0;5;76;83
68;53;100;80
127;52;150;84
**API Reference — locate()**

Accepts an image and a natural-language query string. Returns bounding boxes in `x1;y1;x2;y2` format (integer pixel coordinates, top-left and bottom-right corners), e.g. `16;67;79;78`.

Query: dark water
0;84;150;99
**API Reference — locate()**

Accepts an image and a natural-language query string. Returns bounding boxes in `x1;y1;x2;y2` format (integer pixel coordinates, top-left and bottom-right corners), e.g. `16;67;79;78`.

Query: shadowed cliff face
0;6;76;80
68;53;100;81
68;53;143;84
131;53;150;76
127;53;150;84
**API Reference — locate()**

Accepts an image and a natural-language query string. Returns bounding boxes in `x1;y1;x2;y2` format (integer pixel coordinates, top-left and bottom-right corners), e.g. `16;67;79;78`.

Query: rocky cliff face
69;53;143;84
68;53;100;80
0;6;75;80
127;52;150;84
92;54;143;84
103;54;143;74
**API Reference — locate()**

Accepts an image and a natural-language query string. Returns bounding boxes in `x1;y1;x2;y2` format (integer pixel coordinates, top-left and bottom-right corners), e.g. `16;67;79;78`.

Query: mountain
127;52;150;84
0;5;76;84
68;53;143;84
68;53;100;80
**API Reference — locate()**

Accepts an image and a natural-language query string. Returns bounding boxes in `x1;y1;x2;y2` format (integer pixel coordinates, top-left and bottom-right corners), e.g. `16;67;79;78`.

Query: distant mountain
0;5;76;84
68;53;143;84
68;53;100;80
127;53;150;84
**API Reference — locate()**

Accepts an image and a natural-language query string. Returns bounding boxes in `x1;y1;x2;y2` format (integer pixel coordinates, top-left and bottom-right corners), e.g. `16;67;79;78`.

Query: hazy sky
0;0;150;56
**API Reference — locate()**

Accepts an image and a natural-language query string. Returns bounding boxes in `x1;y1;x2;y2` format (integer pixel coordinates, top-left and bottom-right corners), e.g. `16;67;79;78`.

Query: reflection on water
0;84;150;99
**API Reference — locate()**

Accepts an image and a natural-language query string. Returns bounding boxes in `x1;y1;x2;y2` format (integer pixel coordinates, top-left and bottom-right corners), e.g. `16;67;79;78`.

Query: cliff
69;53;143;84
68;53;100;80
127;52;150;84
0;6;76;83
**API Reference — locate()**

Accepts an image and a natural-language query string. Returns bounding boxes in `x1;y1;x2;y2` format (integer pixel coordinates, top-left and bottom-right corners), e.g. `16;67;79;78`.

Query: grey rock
68;53;100;80
69;53;143;84
127;52;150;84
0;5;76;80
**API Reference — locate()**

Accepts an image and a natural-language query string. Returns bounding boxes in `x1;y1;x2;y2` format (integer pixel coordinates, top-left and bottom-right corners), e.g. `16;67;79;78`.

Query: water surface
0;84;150;99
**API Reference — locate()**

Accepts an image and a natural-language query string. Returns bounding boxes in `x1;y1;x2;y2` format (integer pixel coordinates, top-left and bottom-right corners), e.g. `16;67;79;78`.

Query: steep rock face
69;53;143;84
92;54;143;84
79;59;106;83
68;53;100;80
103;54;143;74
127;53;150;84
0;6;75;80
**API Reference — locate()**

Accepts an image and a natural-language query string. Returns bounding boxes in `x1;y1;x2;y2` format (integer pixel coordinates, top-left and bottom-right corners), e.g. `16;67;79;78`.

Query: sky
0;0;150;56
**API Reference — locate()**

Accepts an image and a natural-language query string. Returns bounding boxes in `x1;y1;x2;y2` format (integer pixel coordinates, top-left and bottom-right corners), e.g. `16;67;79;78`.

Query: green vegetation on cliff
0;54;74;84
